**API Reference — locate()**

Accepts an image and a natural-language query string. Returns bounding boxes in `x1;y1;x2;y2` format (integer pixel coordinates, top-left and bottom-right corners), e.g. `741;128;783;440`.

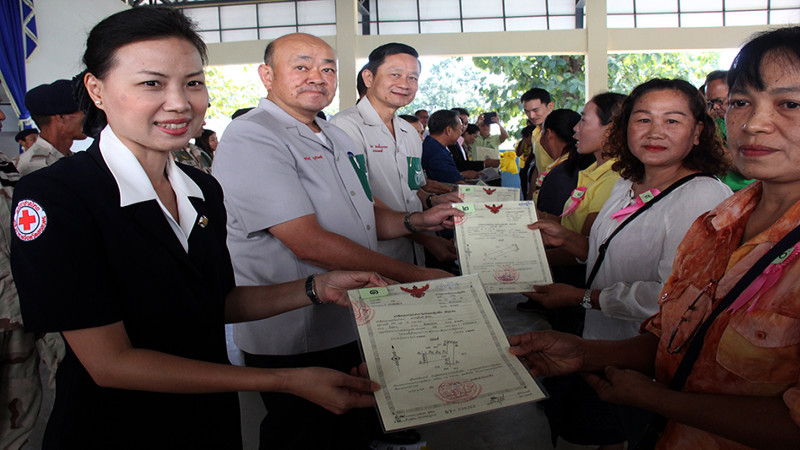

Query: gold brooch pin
197;215;208;228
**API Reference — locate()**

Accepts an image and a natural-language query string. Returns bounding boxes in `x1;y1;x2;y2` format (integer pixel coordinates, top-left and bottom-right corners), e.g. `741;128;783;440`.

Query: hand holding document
349;275;546;431
453;200;552;294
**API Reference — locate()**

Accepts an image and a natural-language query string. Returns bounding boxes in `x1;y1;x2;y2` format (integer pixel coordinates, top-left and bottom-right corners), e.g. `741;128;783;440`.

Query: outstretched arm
224;270;388;323
507;331;657;377
63;322;379;414
373;202;461;240
584;367;800;449
269;214;452;282
529;220;589;260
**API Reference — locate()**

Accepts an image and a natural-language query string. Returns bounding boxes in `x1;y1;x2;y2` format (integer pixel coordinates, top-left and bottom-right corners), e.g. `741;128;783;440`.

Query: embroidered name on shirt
303;155;324;161
370;144;388;153
14;200;47;241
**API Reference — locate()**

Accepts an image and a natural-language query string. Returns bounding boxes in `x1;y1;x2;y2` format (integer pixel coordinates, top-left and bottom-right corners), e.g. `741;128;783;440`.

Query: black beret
14;128;39;142
25;79;79;116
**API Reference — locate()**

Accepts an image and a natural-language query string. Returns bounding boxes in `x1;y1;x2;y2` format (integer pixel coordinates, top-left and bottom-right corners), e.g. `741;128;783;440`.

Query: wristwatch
580;289;593;309
425;193;436;208
305;274;324;305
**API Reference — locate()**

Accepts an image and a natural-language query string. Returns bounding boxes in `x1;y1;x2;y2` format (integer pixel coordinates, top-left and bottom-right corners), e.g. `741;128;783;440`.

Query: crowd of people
0;5;799;450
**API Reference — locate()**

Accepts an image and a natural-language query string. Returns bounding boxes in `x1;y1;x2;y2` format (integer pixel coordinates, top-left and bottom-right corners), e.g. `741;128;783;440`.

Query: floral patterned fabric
645;181;800;449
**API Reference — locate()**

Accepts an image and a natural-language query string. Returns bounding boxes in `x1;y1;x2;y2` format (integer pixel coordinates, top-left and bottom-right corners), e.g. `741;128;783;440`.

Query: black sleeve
11;173;121;333
537;165;579;217
447;145;485;171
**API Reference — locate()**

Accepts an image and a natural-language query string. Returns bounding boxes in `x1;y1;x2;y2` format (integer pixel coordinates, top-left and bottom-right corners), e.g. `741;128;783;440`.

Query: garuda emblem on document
400;284;430;298
485;204;503;214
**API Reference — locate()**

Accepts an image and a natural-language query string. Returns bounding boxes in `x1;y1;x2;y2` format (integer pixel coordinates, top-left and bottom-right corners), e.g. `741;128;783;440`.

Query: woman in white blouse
524;78;732;449
528;78;732;340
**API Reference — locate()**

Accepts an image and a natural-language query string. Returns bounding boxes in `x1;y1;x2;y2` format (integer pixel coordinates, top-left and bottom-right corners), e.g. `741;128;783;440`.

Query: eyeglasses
666;279;716;354
707;98;727;111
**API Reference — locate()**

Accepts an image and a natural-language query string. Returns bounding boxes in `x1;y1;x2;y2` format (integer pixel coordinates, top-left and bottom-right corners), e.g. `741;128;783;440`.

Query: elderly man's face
364;52;419;112
259;34;337;122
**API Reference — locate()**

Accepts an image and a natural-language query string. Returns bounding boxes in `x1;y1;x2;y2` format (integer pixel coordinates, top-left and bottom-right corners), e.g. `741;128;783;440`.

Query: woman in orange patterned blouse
509;26;800;449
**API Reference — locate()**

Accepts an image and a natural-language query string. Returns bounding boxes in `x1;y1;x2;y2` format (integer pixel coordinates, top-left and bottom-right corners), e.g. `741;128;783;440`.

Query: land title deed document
453;200;552;294
349;275;546;431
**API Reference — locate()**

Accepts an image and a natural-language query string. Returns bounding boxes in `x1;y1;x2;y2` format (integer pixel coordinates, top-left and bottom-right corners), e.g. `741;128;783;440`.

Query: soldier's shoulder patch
14;200;47;241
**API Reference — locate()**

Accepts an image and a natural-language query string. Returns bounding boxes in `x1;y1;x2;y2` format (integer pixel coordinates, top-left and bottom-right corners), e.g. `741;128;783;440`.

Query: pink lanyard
609;188;660;222
560;187;587;217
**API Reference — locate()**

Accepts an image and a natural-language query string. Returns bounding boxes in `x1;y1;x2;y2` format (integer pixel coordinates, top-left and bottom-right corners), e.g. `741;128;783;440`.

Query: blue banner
21;0;38;61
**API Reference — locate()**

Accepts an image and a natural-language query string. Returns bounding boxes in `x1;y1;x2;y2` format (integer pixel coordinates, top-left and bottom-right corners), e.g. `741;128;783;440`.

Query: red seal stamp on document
14;200;47;241
493;265;519;284
436;380;482;404
351;301;375;326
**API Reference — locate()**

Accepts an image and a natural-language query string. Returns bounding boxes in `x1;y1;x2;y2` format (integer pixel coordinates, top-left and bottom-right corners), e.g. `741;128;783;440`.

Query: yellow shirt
532;126;553;176
560;158;620;234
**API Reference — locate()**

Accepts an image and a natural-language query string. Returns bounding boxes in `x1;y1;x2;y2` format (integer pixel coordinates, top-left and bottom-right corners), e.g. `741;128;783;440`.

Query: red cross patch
14;200;47;241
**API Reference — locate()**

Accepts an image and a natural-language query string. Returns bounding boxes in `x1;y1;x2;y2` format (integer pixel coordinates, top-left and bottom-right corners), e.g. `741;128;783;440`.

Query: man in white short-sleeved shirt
332;43;457;266
212;33;456;449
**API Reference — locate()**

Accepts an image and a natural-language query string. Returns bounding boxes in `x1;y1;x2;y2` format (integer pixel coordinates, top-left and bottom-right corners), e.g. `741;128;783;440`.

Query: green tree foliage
400;57;491;116
473;55;586;131
469;52;721;136
608;52;720;95
205;64;264;120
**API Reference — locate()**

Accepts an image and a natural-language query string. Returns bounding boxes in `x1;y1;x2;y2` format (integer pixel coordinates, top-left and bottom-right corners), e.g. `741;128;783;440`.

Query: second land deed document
349;275;546;431
454;200;552;293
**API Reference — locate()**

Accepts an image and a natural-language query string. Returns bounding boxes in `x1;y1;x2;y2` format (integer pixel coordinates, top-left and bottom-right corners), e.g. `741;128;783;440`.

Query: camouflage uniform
172;143;212;174
0;155;40;449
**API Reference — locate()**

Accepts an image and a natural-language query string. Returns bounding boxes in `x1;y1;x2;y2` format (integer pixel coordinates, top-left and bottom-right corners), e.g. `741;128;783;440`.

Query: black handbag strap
585;173;712;287
637;220;800;449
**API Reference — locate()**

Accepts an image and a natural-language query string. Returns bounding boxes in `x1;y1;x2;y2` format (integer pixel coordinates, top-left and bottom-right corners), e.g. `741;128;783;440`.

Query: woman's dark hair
590;92;626;126
543;109;593;173
588;92;626;160
75;7;208;137
606;78;728;183
465;123;480;135
195;129;216;155
728;26;800;92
